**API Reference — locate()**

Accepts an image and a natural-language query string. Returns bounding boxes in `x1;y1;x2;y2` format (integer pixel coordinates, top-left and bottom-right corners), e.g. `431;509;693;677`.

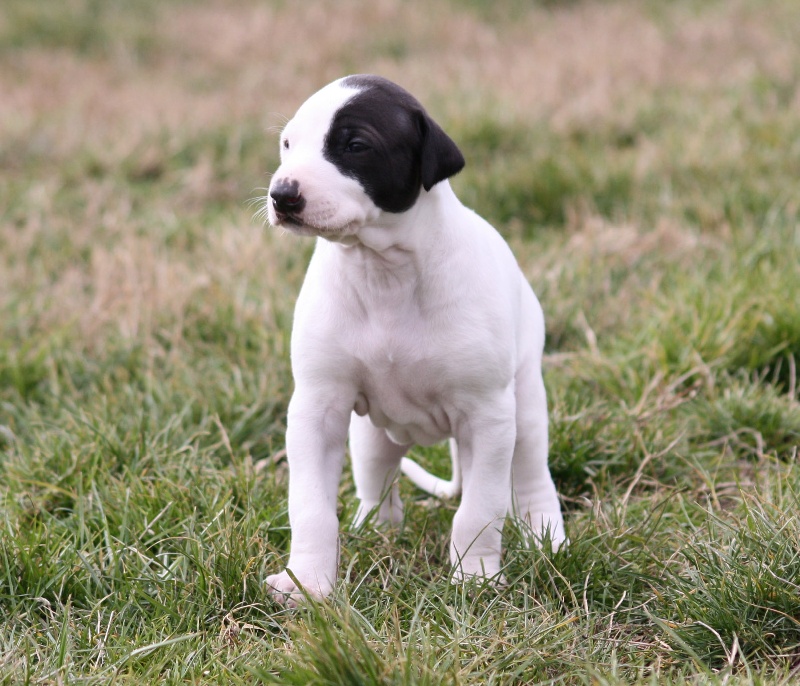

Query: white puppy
263;75;564;605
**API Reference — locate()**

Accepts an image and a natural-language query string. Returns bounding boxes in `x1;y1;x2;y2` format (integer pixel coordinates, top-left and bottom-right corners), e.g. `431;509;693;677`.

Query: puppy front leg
267;395;349;606
451;397;516;584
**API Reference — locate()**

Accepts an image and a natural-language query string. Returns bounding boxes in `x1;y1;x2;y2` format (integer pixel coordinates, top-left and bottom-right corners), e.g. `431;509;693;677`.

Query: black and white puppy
264;75;564;605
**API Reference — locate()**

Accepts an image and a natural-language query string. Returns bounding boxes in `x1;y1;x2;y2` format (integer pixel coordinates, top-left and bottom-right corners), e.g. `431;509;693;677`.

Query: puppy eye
283;139;290;150
345;140;369;153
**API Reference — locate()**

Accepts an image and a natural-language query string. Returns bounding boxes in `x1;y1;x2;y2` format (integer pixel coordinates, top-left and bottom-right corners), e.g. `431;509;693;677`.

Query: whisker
265;112;289;134
249;193;273;225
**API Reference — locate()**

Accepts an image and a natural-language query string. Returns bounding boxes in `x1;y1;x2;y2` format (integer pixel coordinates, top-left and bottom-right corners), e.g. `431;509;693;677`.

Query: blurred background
2;0;798;348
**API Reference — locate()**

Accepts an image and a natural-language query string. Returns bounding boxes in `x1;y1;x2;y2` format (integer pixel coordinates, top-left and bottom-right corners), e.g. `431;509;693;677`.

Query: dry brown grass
3;0;797;141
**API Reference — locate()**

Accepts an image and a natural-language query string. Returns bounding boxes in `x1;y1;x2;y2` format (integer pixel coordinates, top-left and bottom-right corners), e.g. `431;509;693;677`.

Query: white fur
264;78;565;606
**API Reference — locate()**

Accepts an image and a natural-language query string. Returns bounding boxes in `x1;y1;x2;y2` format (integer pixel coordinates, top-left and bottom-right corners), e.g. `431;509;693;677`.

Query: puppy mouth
273;209;356;236
274;211;304;228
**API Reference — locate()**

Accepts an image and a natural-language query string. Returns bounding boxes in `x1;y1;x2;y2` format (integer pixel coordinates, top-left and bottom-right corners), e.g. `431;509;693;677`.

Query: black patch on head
323;75;465;213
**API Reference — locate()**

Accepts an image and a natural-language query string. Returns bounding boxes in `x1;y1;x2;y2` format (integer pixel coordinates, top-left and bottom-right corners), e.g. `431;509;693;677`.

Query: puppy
263;75;564;605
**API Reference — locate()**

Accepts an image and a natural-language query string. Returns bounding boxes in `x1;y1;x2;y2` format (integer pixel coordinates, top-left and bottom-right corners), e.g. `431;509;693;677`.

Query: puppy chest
357;340;446;403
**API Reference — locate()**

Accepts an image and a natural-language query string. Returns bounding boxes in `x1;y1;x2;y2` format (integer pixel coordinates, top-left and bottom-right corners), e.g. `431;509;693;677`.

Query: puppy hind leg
349;413;409;527
511;367;566;548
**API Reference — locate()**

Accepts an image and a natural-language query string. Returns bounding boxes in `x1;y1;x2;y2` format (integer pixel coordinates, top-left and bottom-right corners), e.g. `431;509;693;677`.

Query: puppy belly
367;405;450;446
385;425;441;446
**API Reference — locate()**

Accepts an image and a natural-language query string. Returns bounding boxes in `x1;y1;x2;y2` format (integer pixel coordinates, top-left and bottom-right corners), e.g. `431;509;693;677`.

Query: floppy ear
418;111;465;191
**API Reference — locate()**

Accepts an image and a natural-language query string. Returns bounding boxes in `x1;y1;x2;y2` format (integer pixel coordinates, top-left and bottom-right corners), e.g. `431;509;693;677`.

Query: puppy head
265;75;464;238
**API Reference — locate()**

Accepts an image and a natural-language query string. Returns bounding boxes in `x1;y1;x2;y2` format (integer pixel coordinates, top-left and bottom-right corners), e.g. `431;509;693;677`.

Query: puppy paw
451;553;505;589
515;511;567;551
451;567;508;589
352;498;403;529
266;569;332;607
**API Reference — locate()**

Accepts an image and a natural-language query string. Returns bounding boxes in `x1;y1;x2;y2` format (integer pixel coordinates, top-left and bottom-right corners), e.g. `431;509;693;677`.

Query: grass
1;0;800;682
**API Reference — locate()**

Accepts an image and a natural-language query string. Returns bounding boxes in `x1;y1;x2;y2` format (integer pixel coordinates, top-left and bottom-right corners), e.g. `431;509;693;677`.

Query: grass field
2;0;800;683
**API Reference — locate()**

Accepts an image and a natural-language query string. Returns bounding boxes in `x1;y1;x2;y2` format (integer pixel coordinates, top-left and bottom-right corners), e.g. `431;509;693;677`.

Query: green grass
2;0;800;683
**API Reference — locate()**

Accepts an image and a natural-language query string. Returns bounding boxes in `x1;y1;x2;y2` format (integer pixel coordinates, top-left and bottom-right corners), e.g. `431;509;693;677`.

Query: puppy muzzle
270;178;306;221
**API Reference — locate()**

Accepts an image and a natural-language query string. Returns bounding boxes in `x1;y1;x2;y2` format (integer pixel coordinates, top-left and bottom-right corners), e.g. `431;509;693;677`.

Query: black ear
418;111;465;192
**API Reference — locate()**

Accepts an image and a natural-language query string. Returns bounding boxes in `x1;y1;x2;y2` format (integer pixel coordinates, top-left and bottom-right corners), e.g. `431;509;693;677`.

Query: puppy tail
400;441;461;499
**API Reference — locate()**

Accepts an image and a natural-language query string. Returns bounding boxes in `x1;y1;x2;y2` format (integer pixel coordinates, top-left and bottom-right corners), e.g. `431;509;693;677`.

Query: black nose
270;179;306;215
